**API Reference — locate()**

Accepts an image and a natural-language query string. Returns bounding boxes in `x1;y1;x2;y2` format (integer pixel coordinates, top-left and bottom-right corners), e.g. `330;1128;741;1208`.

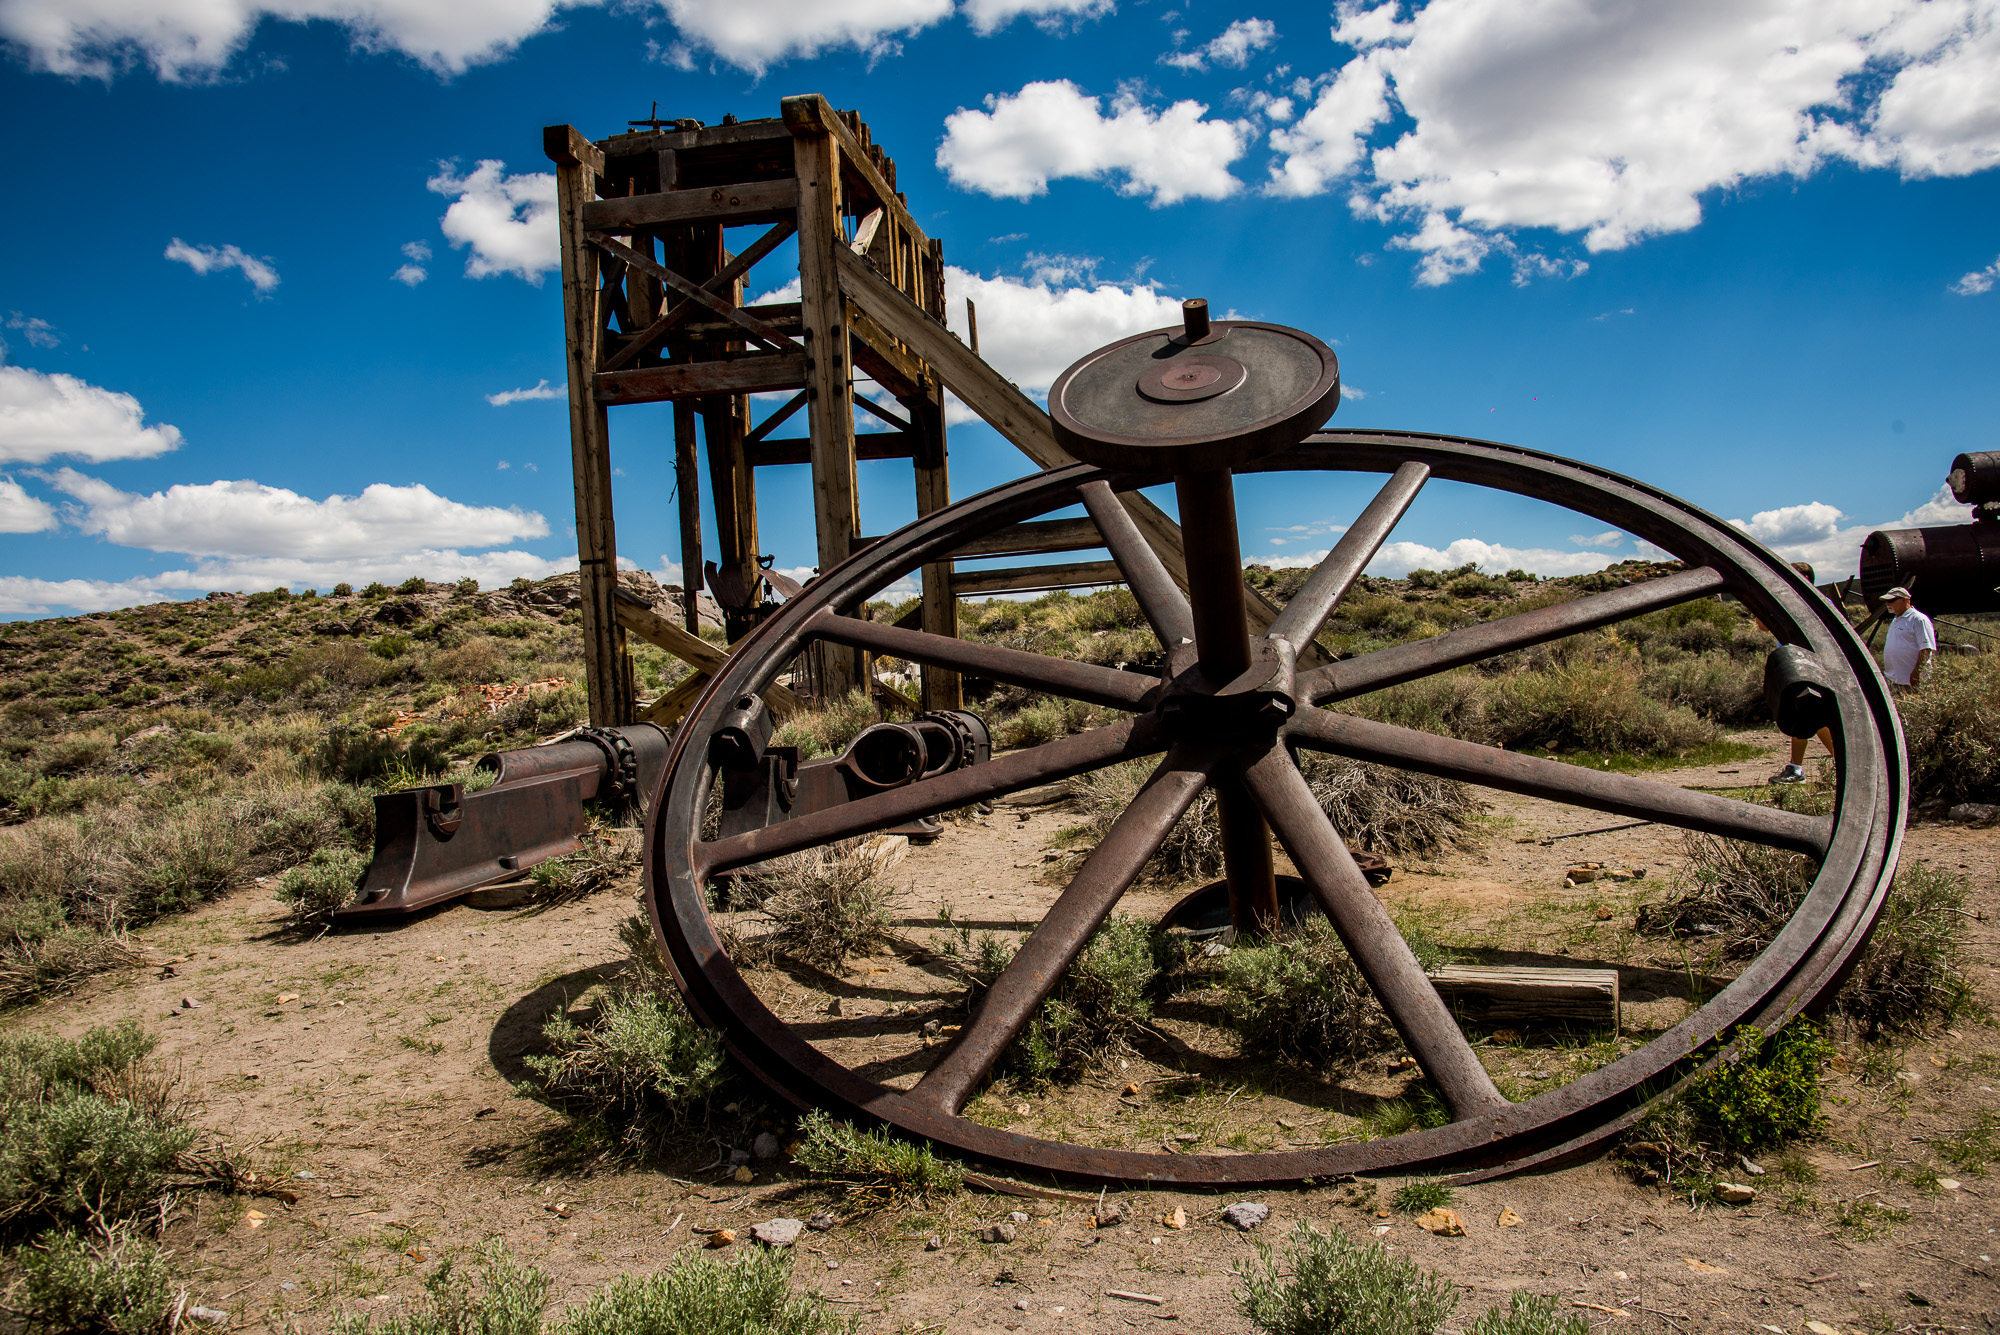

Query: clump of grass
727;845;897;971
1633;834;1814;959
992;696;1109;750
525;917;731;1152
1391;1179;1453;1214
528;829;638;908
1621;1021;1831;1198
791;1110;963;1207
332;1241;548;1335
0;1021;196;1235
1936;1110;1999;1178
1220;918;1397;1074
1484;659;1717;758
1365;1088;1451;1139
555;1245;855;1335
949;914;1157;1086
1236;1223;1457;1335
275;846;368;931
11;1226;175;1335
1465;1293;1588;1335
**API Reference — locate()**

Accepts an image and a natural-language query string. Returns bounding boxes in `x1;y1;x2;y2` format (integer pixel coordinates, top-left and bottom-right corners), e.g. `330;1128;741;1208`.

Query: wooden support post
672;400;703;635
791;114;862;700
702;392;758;639
907;387;959;710
546;124;631;726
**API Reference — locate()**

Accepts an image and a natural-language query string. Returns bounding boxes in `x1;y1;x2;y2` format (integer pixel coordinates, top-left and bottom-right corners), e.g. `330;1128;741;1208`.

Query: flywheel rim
641;429;1904;1185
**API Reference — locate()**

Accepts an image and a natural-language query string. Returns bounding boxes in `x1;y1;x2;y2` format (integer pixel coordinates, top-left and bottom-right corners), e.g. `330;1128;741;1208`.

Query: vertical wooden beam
546;124;631;726
672;399;703;636
908;385;959;710
791;116;862;699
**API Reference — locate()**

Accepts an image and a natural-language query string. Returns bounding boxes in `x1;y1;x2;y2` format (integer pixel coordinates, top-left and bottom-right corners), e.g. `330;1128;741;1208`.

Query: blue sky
0;0;1996;616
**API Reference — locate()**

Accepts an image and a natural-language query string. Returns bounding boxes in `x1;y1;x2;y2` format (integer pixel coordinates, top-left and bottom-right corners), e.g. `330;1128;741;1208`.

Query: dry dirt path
14;729;2000;1334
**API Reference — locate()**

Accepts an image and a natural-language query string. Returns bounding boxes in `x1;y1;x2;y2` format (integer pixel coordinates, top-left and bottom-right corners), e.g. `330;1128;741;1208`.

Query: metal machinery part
1858;451;2000;614
643;301;1903;1186
341;723;670;919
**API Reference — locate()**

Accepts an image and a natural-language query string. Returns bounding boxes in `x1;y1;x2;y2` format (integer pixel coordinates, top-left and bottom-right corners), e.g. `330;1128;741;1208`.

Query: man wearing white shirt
1879;585;1936;692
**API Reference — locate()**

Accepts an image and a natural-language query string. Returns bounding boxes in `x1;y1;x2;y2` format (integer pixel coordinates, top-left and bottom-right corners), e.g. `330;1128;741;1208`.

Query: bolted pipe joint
1764;644;1840;740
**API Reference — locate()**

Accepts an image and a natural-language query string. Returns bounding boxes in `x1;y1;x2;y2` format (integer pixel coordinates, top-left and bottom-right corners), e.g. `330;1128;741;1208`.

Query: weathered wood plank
588;231;800;354
673;401;704;636
583;178;798;232
601;220;796;373
543;124;605;173
847;306;928;399
748;435;918;468
780;96;930;253
1427;965;1621;1032
952;560;1125;596
594;355;807;404
613;601;801;718
951;517;1105;559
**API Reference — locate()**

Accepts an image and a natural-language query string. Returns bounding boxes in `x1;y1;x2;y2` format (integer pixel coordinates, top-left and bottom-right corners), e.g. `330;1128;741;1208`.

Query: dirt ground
17;728;2000;1334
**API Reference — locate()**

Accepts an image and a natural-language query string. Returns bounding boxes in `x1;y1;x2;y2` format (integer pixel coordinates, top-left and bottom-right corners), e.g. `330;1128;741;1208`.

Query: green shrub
953;915;1156;1086
0;1021;194;1234
1898;657;2000;804
314;728;450;787
525;917;730;1150
992;695;1105;749
1624;1021;1831;1194
555;1246;854;1335
1343;671;1489;741
372;633;414;661
768;693;878;760
792;1110;963;1204
1237;1223;1457;1335
332;582;354;596
1641;652;1765;724
1391;1179;1453;1214
1465;1293;1587;1335
398;577;428;595
1221;918;1397;1074
13;1227;175;1335
332;1241;548;1335
1936;1110;1998;1178
276;847;367;930
1485;660;1717;757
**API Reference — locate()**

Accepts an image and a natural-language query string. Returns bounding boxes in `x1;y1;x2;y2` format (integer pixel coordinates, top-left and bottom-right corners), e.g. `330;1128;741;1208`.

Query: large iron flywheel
641;310;1902;1186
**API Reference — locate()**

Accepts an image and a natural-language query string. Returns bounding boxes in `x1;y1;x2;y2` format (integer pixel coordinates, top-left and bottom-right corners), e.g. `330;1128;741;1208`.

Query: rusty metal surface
642;428;1903;1186
339;723;667;920
1858;521;2000;613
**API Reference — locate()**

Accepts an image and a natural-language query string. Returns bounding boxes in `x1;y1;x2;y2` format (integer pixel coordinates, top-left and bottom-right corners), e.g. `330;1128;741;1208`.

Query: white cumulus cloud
961;0;1110;36
48;469;549;559
655;0;949;72
1251;536;1620;579
487;379;562;406
0;366;184;463
943;260;1186;397
164;238;278;292
1952;254;2000;294
1163;17;1276;70
0;476;56;533
938;79;1254;205
1265;0;2000;283
1729;485;1972;578
428;161;558;283
1569;530;1623;549
0;0;591;81
393;239;431;286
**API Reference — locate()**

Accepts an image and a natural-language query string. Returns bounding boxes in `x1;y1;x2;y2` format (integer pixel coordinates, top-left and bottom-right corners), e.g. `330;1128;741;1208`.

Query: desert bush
992;695;1107;749
1486;659;1717;756
275;847;368;930
0;1021;194;1234
1465;1293;1588;1335
1237;1223;1457;1335
1622;1021;1831;1195
424;637;505;684
769;692;879;760
1221;918;1397;1074
1341;671;1488;740
332;1241;547;1335
525;916;730;1149
792;1110;963;1205
555;1246;854;1335
1641;652;1765;724
12;1226;175;1335
727;845;897;971
314;727;451;788
1633;834;1813;959
952;914;1157;1086
528;831;639;908
1898;657;2000;804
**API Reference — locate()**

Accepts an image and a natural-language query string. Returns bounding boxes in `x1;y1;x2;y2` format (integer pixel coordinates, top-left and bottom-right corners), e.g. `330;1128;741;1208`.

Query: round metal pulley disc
1049;320;1340;473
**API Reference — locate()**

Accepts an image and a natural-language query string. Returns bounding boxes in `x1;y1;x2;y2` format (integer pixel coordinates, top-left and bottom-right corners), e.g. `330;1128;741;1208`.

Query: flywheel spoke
1241;747;1507;1120
694;716;1168;877
1266;462;1429;652
1287;708;1830;857
806;607;1157;711
904;745;1218;1115
1300;566;1728;704
1077;479;1196;648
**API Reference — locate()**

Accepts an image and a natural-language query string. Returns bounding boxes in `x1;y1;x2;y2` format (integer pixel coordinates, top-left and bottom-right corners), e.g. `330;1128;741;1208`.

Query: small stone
806;1213;836;1231
1094;1201;1129;1228
1567;866;1599;884
707;1228;736;1247
545;1202;572;1218
1415;1208;1465;1236
1739;1155;1765;1176
1014;1299;1030;1311
732;1165;754;1184
728;1148;752;1165
1939;1178;1962;1191
1007;1211;1029;1223
1163;1207;1187;1230
922;1019;941;1037
752;1132;781;1160
1948;802;2000;823
750;1218;803;1247
187;1308;229;1326
925;1235;944;1251
825;1258;839;1270
1496;1207;1523;1228
1123;1083;1141;1096
1715;1182;1757;1205
981;1223;1018;1244
293;1170;316;1179
1014;1103;1031;1117
1221;1203;1270;1231
181;996;201;1010
826;997;843;1017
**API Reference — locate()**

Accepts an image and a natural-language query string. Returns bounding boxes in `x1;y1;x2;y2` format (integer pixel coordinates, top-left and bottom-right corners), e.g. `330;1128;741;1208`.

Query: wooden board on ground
1428;964;1621;1032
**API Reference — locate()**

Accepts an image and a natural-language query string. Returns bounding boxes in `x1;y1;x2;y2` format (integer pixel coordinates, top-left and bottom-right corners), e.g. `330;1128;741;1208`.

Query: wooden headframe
546;96;1308;728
